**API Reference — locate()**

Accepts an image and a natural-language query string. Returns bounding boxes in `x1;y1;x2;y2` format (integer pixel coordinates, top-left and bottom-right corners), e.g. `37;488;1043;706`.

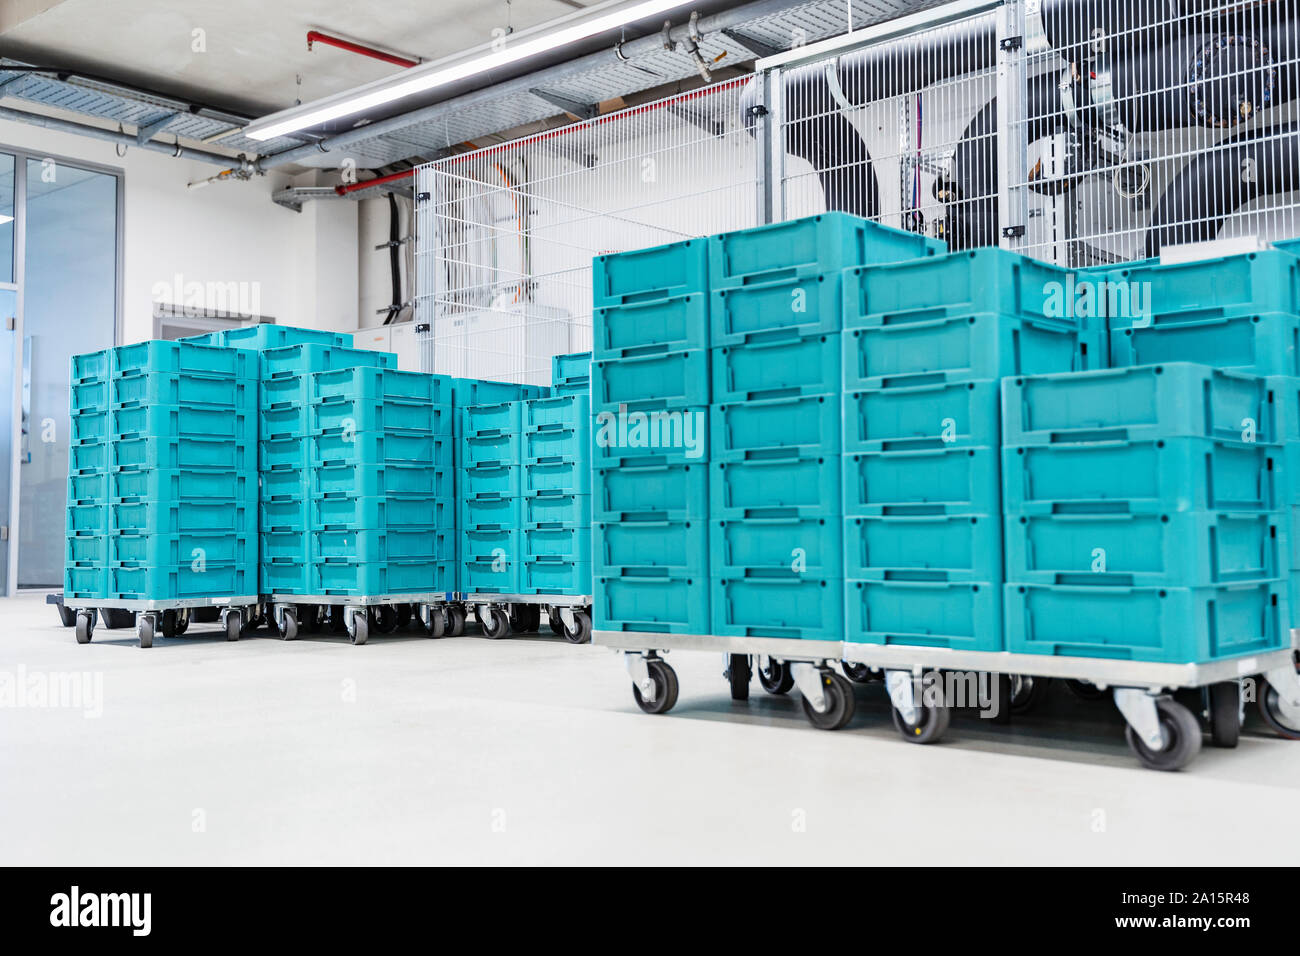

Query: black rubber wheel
800;671;855;730
137;614;155;649
328;605;346;633
483;607;511;639
240;608;259;636
349;609;370;646
225;610;242;642
448;605;467;637
74;611;94;644
1207;681;1241;748
174;613;190;635
548;608;563;634
373;605;397;634
632;659;679;715
1009;675;1051;715
1126;698;1203;771
1065;679;1107;702
758;658;795;695
425;606;447;638
1257;677;1300;740
395;604;413;630
57;604;76;627
840;661;875;684
561;609;591;644
278;607;298;641
891;677;952;744
726;654;751;701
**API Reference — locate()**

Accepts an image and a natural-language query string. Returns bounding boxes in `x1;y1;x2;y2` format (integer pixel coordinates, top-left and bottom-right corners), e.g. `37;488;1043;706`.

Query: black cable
385;191;401;325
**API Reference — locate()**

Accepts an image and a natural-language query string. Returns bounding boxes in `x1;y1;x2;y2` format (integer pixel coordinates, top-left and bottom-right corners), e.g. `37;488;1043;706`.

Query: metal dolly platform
63;595;260;648
459;592;593;643
264;591;451;645
595;630;1300;771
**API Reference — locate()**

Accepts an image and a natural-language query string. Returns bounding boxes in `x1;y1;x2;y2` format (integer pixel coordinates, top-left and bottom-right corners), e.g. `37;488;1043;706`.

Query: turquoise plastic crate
260;372;308;409
110;498;254;535
592;404;708;464
521;559;592;595
112;435;251;471
260;530;307;563
846;514;1002;580
461;431;521;467
460;494;522;530
261;467;308;500
712;332;839;402
461;464;521;498
461;558;520;594
111;403;255;442
593;237;708;308
175;331;223;346
221;324;353;351
111;372;254;409
523;459;591;495
312;528;450;562
451;378;536;409
843;248;1087;326
711;453;839;517
846;378;999;452
844;446;1000;515
847;579;1002;651
70;442;106;472
591;349;709;412
67;471;107;503
310;558;442;595
1109;311;1300;376
1005;580;1288;662
552;352;592;383
70;410;107;444
312;398;449;435
524;425;590;463
71;349;110;384
260;497;309;531
313;494;452;531
595;458;706;518
1275;237;1300;257
64;565;108;601
709;212;941;287
593;293;711;360
66;535;106;564
594;571;709;634
463;401;522;437
312;430;451;466
111;532;253;567
522;526;592;563
552;380;590;397
66;502;107;533
1004;437;1279;513
1005;510;1283;585
111;468;250;502
112;340;254;379
312;365;446;404
260;558;310;595
524;393;589;430
523;491;592;526
314;462;450;498
261;343;396;379
70;379;108;413
712;393;839;458
710;272;844;346
712;516;841;576
258;435;308;471
845;313;1083;386
109;562;256;601
594;517;706;574
260;404;310;439
1108;250;1300;321
711;575;844;640
1003;363;1277;445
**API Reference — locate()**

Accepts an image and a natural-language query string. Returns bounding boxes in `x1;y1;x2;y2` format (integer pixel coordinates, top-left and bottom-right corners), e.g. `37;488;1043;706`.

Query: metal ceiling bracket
719;28;781;60
528;88;598;120
135;111;181;145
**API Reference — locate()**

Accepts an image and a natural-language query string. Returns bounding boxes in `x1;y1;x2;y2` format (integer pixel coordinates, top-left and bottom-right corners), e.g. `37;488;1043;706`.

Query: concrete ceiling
0;0;590;118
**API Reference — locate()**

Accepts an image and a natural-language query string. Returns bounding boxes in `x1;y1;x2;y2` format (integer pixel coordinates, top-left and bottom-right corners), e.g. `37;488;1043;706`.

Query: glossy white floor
2;589;1297;866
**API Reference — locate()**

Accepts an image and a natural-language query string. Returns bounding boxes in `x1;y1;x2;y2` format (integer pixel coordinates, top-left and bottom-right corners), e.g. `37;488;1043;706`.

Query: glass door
0;153;15;594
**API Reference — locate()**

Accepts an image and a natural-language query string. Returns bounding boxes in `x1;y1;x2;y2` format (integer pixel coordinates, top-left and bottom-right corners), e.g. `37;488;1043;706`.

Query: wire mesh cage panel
414;78;759;384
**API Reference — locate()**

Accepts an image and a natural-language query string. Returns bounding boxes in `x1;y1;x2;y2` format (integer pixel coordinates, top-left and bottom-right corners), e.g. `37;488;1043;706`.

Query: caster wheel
758;658;795;695
159;609;177;639
1207;681;1241;748
329;605;347;633
57;604;76;627
226;610;242;642
483;607;511;640
1126;698;1202;771
1257;677;1300;740
1009;675;1051;715
801;671;855;730
74;610;95;644
891;694;952;744
525;605;541;632
173;613;189;636
240;608;259;637
988;674;1013;725
349;609;370;646
561;609;591;645
297;605;321;634
395;604;413;630
840;661;876;684
373;606;397;634
726;654;751;702
426;607;447;638
278;607;299;641
1065;679;1107;702
137;615;155;649
548;609;563;634
448;605;467;637
632;659;679;715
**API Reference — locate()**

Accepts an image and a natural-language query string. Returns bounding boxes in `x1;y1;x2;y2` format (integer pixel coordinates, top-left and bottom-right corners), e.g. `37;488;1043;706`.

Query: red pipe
335;168;415;195
307;30;419;69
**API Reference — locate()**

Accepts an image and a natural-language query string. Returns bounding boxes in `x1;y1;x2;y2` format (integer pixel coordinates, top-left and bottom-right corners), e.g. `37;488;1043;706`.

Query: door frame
0;143;124;594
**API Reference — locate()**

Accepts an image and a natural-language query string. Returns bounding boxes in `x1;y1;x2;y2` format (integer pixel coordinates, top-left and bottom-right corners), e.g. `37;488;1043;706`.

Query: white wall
0;114;360;344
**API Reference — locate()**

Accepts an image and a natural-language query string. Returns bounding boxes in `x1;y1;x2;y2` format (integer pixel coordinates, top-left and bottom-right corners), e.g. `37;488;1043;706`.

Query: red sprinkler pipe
306;30;419;69
335;168;415;195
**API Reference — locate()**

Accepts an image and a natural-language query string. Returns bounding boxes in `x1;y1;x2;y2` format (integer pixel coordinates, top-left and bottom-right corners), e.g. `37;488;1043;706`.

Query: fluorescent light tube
246;0;696;141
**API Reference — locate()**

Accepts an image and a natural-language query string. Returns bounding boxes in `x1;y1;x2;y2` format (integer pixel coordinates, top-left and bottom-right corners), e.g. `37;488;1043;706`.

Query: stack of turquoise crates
551;351;592;396
841;247;1093;650
66;341;258;603
522;388;592;596
1001;363;1288;661
591;237;712;633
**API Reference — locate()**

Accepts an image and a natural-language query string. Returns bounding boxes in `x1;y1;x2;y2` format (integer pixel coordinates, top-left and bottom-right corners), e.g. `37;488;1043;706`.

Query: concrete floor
2;589;1298;866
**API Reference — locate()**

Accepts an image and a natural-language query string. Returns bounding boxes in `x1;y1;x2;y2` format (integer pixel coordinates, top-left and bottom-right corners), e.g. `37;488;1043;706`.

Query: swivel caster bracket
1114;687;1167;752
624;652;659;703
790;662;828;714
1263;662;1300;725
885;670;919;726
